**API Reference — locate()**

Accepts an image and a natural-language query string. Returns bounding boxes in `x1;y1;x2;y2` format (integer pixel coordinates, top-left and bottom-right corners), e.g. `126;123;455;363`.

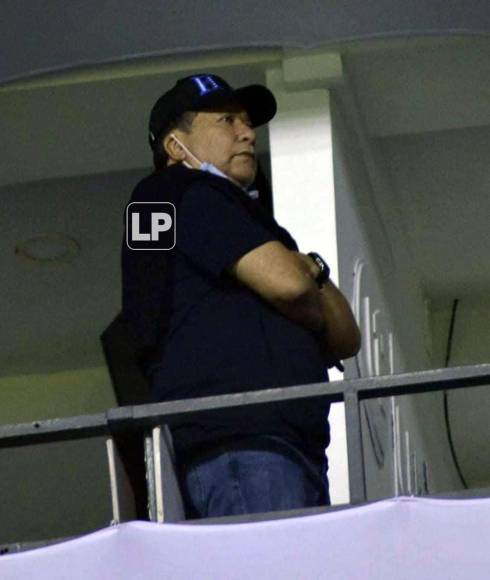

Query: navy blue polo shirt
122;165;330;463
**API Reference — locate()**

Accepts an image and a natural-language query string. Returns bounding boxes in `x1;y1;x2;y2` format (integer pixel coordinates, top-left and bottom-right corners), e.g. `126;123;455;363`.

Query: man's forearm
294;252;361;360
229;242;360;359
270;279;326;334
317;281;361;360
272;276;360;361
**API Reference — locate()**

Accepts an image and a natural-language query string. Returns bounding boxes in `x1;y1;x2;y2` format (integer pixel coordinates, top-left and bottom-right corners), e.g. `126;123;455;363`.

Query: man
122;74;360;519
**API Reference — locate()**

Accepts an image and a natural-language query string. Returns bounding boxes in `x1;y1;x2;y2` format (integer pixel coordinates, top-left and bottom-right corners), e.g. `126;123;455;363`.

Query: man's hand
317;280;361;361
229;242;361;363
229;241;325;333
296;252;361;360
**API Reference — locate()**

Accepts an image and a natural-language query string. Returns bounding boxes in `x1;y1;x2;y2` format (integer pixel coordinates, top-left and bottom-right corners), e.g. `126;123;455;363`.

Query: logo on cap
191;75;221;96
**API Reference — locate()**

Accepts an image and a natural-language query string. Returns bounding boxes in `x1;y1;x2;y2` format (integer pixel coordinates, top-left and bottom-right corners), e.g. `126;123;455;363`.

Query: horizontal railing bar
355;365;490;399
186;501;357;525
113;364;490;430
0;535;76;556
0;413;109;448
0;365;489;447
187;486;490;525
122;381;344;429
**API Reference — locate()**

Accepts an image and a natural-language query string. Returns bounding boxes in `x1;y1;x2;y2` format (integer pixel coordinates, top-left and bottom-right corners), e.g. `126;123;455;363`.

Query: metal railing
1;364;490;549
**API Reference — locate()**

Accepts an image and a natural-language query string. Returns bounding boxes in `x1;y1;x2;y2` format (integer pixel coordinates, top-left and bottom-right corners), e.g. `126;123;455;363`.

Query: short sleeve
176;181;277;277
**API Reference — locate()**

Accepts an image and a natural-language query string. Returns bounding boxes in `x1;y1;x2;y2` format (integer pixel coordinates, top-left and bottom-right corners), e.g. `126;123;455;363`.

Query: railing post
144;432;158;521
344;388;367;504
144;426;186;523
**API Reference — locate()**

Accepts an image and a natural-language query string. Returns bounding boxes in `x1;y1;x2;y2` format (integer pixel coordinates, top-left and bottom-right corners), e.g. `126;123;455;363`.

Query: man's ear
163;133;185;163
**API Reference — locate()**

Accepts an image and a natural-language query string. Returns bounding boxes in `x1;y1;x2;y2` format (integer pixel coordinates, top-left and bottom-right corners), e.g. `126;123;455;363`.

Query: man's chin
233;171;256;189
230;164;257;189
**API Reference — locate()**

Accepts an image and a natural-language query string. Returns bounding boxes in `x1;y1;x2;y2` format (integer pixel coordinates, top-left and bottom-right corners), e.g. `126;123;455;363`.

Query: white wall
0;367;117;544
330;90;463;499
265;56;467;502
266;68;350;504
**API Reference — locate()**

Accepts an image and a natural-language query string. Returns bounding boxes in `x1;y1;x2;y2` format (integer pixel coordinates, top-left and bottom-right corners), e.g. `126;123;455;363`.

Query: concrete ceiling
380;125;490;301
3;0;488;85
0;37;489;379
347;40;490;137
345;38;490;303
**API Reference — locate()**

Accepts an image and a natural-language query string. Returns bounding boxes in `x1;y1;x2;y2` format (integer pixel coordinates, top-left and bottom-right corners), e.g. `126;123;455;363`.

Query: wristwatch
307;252;330;288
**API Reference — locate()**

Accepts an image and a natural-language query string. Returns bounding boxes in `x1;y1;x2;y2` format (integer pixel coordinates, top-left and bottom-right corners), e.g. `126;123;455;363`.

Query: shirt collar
199;162;259;200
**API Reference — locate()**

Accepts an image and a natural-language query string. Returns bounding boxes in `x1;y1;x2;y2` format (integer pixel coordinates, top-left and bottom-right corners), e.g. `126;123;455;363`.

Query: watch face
308;252;330;286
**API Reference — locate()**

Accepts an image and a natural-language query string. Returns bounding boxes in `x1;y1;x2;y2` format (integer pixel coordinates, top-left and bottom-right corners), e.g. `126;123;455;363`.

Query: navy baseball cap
148;74;277;150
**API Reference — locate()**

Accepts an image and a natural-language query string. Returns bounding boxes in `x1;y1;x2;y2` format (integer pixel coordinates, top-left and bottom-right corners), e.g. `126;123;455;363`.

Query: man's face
179;102;257;188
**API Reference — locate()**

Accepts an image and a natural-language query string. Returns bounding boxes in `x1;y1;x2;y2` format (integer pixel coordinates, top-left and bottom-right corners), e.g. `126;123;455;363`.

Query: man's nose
236;119;256;143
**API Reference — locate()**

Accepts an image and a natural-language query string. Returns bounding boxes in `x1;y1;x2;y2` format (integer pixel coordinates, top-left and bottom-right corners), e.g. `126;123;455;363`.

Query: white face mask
170;132;230;179
169;133;203;168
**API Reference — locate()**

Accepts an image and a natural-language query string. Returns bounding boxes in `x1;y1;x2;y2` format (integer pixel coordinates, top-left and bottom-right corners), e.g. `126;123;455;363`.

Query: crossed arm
229;240;361;362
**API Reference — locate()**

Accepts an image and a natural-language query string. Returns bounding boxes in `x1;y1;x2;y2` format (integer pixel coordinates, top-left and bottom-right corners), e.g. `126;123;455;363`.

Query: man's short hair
152;111;197;171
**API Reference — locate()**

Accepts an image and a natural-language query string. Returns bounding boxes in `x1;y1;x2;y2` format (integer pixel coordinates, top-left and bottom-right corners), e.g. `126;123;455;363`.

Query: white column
266;53;349;505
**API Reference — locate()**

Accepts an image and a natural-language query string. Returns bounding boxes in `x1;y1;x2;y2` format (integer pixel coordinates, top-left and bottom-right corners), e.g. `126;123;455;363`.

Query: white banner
1;496;489;579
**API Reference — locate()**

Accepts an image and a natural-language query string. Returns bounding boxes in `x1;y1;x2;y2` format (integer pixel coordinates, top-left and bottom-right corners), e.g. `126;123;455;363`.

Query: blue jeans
178;436;330;519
